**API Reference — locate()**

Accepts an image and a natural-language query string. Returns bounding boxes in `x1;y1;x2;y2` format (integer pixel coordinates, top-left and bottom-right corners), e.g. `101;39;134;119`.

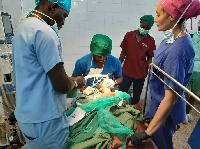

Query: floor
140;98;200;149
173;100;200;149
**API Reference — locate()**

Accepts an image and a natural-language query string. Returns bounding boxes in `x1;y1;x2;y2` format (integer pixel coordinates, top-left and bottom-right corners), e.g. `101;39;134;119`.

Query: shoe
183;114;193;124
187;114;193;122
176;124;180;130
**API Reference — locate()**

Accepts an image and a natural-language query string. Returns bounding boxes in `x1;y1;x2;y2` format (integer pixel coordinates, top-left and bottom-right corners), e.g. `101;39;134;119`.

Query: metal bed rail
143;63;200;115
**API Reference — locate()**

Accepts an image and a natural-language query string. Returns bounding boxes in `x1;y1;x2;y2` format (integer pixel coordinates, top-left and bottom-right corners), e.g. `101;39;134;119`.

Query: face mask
163;0;194;44
163;29;174;44
88;68;103;75
138;27;149;35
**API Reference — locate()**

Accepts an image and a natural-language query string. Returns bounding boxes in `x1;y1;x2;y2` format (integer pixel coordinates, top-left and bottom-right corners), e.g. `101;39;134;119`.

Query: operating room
0;0;200;149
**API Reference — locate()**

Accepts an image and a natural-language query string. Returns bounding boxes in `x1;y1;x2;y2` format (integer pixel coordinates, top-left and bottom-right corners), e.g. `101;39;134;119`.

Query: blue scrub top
12;18;67;123
145;34;195;125
73;53;122;88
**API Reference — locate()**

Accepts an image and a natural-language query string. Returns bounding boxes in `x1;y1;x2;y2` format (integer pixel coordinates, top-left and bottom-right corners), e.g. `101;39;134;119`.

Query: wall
1;0;200;75
0;0;2;10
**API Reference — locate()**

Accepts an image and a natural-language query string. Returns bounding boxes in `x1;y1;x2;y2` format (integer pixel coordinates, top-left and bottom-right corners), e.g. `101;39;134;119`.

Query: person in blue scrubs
12;0;85;148
73;34;123;89
126;0;200;149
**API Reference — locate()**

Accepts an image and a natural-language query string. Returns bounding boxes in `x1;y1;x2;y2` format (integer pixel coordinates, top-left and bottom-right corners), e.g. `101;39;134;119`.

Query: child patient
75;80;130;149
97;81;124;149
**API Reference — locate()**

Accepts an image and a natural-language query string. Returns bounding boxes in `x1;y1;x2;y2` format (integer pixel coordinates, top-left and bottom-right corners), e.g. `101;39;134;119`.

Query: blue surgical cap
35;0;71;13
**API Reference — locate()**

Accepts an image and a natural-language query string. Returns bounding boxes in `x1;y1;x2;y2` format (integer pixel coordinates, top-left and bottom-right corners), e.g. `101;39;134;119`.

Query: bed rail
143;63;200;115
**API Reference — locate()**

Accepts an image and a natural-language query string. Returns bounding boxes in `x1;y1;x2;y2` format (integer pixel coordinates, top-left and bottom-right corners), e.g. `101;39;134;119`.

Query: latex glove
126;132;150;146
102;79;115;88
83;86;95;95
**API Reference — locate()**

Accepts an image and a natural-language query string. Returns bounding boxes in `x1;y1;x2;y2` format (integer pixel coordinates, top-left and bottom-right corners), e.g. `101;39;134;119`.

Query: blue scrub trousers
150;115;177;149
18;113;69;149
119;74;145;105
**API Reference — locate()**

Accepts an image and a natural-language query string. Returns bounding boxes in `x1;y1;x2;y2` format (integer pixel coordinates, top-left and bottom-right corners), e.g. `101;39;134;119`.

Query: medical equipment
143;63;200;148
0;11;13;85
0;11;14;116
84;74;108;80
0;11;25;148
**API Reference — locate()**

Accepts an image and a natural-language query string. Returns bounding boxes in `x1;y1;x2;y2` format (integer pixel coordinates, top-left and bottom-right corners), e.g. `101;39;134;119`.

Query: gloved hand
126;132;150;146
102;79;115;88
83;86;95;95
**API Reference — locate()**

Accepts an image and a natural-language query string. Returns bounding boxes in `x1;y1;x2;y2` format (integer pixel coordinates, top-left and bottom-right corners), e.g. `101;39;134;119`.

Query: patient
97;82;123;149
67;80;143;149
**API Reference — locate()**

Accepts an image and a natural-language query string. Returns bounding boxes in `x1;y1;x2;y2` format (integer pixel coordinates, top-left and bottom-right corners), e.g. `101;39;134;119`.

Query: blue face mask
138;27;149;35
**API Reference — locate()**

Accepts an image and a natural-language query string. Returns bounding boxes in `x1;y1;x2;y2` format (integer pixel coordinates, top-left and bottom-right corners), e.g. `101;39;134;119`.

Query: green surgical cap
90;34;112;56
35;0;71;13
140;15;154;27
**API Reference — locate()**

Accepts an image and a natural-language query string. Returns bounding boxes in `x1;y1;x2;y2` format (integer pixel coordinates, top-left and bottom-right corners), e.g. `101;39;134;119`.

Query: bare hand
72;76;86;88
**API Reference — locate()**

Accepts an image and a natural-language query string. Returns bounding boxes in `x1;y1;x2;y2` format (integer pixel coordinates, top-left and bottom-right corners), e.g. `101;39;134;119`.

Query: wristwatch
73;80;78;88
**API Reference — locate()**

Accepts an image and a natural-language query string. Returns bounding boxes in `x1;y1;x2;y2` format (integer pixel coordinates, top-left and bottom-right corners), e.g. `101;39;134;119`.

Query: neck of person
136;31;146;42
32;8;50;25
173;25;186;38
137;30;146;37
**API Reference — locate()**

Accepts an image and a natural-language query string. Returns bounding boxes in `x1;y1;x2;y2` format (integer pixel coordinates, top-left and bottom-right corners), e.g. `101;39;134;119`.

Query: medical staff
126;0;200;149
73;34;123;90
12;0;85;148
119;15;156;105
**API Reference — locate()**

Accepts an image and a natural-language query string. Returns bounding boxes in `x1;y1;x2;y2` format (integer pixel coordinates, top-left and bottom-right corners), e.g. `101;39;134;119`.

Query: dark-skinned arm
47;63;84;94
119;48;126;64
114;76;123;85
147;57;152;71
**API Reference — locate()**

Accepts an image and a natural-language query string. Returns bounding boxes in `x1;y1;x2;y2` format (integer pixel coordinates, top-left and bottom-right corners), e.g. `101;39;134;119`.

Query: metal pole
142;63;200;115
142;65;151;114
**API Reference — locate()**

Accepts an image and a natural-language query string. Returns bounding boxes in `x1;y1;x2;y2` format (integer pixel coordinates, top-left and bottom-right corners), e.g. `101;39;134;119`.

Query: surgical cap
35;0;71;13
140;15;154;27
159;0;200;19
90;34;112;56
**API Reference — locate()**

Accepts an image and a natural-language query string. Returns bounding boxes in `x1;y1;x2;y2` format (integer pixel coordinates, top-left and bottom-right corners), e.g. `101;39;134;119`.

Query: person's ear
170;16;176;22
51;2;58;12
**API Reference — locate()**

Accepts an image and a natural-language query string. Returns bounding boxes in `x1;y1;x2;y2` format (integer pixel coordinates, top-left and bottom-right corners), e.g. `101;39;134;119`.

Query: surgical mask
163;29;174;44
163;0;195;44
138;27;149;35
163;28;183;44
